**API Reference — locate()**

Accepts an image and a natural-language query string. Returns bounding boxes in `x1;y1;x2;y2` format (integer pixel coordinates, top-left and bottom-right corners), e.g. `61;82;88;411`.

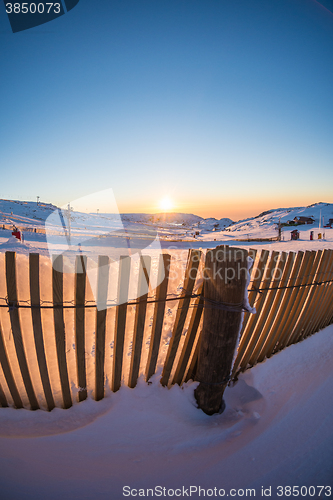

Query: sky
0;0;333;220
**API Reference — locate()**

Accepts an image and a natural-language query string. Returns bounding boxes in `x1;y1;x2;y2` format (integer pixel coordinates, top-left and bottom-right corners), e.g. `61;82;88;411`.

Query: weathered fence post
194;246;248;415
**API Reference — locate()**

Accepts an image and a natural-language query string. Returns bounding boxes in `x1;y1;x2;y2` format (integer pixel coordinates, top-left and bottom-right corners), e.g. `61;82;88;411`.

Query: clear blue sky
0;0;332;219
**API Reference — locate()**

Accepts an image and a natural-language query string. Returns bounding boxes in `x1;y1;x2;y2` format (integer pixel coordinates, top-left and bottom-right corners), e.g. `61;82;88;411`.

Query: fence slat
231;249;269;378
95;255;109;401
327;297;333;325
184;329;201;383
128;256;151;388
297;250;329;340
248;248;258;263
0;321;22;408
298;249;333;341
285;250;322;345
6;251;39;410
258;251;315;361
75;255;87;402
238;248;259;340
255;251;298;363
172;283;204;386
318;251;333;330
288;250;328;345
318;278;333;329
307;249;333;336
161;249;201;387
248;251;291;365
273;250;318;352
0;382;8;407
29;253;55;411
52;255;72;409
232;250;280;374
145;254;170;382
258;250;304;359
112;256;131;393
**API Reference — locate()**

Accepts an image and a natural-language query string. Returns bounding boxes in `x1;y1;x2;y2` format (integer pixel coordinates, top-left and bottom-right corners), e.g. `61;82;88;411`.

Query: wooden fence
0;247;332;410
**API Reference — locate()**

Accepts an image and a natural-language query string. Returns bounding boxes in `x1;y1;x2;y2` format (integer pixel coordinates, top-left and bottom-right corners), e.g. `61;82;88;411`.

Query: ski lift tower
37;196;40;206
278;218;282;241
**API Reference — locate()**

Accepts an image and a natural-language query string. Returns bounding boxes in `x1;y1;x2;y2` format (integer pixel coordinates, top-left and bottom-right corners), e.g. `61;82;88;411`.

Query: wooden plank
195;247;249;414
260;252;316;356
238;249;264;340
250;251;294;365
6;251;39;410
231;250;269;378
248;248;257;262
160;249;201;387
145;254;170;383
29;253;55;411
317;251;333;330
232;250;280;374
319;263;333;329
308;249;333;335
319;289;333;330
287;250;326;344
274;250;318;351
75;255;87;402
0;320;22;408
0;382;8;408
172;283;204;386
327;302;333;324
111;256;131;393
278;250;317;347
258;251;304;359
285;250;326;345
52;255;72;409
247;251;288;365
256;251;304;362
95;255;109;401
298;249;333;341
184;333;200;383
128;256;151;388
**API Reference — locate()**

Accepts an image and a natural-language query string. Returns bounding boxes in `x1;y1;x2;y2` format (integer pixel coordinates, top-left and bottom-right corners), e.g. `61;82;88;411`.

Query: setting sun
159;196;174;212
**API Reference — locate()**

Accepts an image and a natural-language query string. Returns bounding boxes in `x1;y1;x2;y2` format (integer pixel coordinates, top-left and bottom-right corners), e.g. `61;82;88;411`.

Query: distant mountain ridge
1;199;332;238
96;212;234;229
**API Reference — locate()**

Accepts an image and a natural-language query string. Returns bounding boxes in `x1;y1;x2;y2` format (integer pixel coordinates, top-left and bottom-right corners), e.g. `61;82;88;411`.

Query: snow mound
0;235;33;254
0;325;332;499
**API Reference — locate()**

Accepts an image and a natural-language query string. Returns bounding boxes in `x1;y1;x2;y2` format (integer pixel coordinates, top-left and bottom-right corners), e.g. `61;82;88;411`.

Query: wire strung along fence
0;246;332;411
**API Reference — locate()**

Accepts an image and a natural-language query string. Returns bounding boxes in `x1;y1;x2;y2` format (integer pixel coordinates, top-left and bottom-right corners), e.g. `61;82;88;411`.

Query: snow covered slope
1;199;332;246
0;199;57;229
226;202;333;235
0;199;234;243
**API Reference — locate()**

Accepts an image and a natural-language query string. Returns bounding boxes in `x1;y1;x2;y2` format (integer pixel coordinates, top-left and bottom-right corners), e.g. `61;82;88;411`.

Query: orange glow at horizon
117;194;331;222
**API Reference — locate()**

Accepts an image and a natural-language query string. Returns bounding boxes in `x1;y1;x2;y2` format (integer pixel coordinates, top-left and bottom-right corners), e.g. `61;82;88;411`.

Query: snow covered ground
0;324;332;499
